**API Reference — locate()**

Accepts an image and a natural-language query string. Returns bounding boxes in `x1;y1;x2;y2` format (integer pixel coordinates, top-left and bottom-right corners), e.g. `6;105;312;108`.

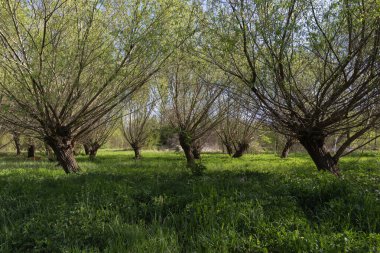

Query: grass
1;150;380;252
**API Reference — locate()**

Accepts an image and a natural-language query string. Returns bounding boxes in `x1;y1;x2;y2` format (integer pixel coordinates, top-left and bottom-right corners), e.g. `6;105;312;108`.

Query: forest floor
0;150;380;252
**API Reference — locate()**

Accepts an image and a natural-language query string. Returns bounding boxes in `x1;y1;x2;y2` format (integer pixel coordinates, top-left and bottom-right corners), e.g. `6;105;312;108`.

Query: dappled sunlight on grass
1;150;380;252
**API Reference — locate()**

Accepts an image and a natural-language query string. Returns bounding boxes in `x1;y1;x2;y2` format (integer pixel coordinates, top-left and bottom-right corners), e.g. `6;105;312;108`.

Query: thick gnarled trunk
89;148;98;160
129;142;142;159
191;143;202;159
45;136;80;174
232;142;249;158
13;132;21;155
299;136;340;176
133;146;141;159
179;132;195;166
88;142;100;160
223;142;233;156
27;145;35;158
83;144;90;155
281;138;295;158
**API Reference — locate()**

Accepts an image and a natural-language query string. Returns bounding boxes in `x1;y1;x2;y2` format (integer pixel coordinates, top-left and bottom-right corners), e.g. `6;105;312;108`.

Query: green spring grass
1;150;380;252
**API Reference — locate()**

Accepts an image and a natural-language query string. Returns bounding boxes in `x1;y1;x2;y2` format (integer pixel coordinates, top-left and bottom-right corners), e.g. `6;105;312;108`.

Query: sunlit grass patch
0;150;380;252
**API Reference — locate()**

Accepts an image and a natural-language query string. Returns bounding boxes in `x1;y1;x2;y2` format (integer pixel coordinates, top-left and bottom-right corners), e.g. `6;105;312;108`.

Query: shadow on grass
1;151;379;252
1;165;377;222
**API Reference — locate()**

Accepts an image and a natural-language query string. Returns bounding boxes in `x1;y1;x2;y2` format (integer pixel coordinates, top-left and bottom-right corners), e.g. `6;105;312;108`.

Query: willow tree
0;120;22;155
217;92;262;158
280;136;296;159
203;0;380;175
0;98;24;155
122;89;157;159
0;0;191;173
166;57;226;165
81;115;117;159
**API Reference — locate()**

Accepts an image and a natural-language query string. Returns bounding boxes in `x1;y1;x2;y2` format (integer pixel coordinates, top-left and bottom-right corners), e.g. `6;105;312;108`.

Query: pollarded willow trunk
83;144;90;155
27;144;35;158
72;141;79;156
299;135;340;176
222;142;233;156
191;144;202;159
13;132;21;155
89;148;98;160
281;138;295;158
45;136;80;174
192;148;201;159
232;142;249;158
132;146;141;159
129;143;142;159
88;142;100;160
178;132;195;166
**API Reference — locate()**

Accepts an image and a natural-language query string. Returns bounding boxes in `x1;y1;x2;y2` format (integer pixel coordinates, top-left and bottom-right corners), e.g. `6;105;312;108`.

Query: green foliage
158;126;177;147
104;128;127;149
1;151;380;252
144;129;161;150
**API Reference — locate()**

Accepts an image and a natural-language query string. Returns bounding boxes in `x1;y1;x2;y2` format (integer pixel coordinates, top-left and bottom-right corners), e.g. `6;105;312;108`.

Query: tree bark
88;142;100;160
299;136;340;176
27;145;35;158
12;132;21;155
232;142;249;158
222;141;233;156
191;144;202;159
281;138;295;158
89;148;98;160
179;132;195;166
83;144;90;155
132;146;141;159
45;136;80;174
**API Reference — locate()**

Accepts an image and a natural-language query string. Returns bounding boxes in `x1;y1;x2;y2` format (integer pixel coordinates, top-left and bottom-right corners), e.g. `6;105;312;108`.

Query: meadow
1;150;380;252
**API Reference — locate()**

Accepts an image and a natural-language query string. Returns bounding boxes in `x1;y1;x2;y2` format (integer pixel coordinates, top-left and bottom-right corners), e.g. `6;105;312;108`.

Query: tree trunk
179;132;195;166
281;138;295;158
132;146;141;159
89;148;98;160
224;143;233;156
88;142;100;160
192;148;201;159
71;141;78;156
27;145;35;158
299;136;340;176
232;142;249;158
83;144;90;155
191;144;202;159
45;136;80;174
12;132;21;155
89;150;97;160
